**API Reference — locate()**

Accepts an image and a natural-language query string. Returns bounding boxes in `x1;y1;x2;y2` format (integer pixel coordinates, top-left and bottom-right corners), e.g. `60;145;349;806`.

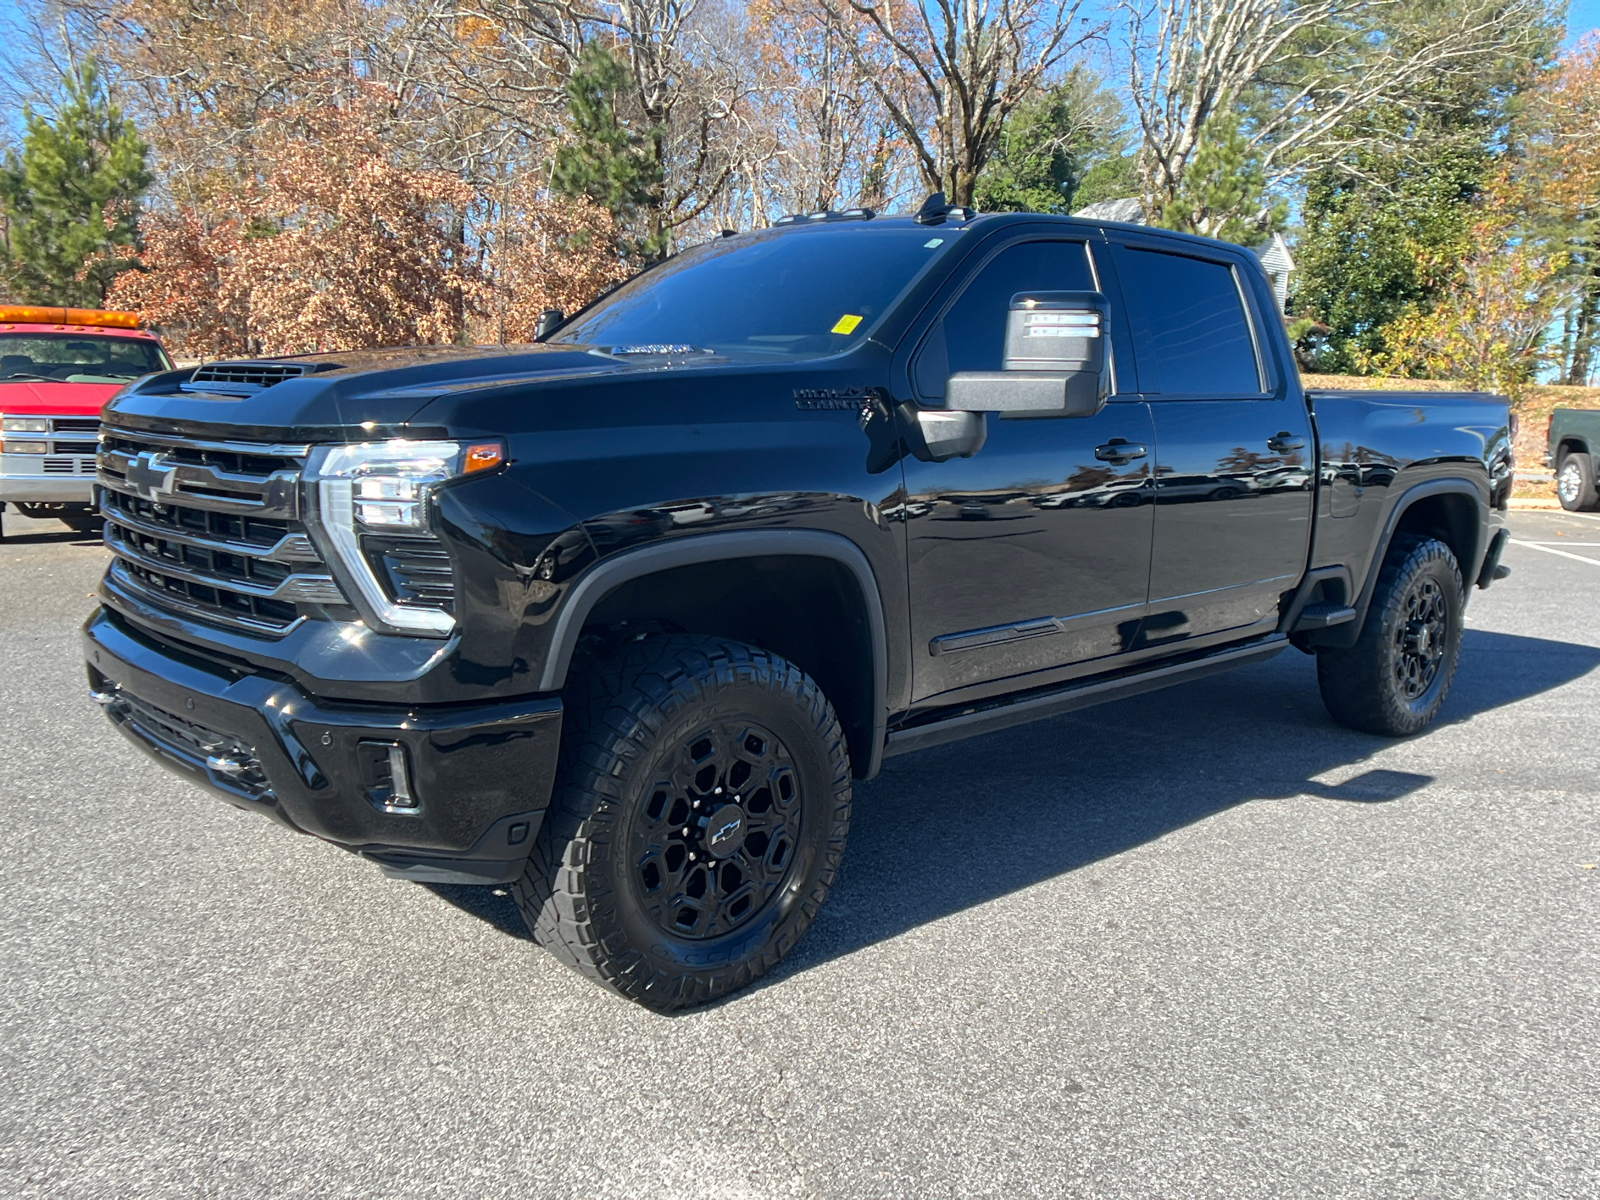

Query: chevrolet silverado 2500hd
83;201;1514;1009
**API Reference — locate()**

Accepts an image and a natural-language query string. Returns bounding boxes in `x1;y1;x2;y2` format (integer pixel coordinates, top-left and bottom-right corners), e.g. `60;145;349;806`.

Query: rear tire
1556;449;1600;512
514;635;852;1010
1316;536;1464;737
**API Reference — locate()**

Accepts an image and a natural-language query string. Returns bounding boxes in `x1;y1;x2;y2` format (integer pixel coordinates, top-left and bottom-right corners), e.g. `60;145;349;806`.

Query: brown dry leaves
109;100;628;358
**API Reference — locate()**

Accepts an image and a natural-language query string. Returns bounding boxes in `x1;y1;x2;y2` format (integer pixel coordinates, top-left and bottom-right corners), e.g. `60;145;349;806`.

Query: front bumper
0;466;95;504
83;608;562;883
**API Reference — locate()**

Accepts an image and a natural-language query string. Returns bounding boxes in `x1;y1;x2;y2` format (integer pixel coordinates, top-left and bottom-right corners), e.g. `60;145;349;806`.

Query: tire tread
513;634;851;1010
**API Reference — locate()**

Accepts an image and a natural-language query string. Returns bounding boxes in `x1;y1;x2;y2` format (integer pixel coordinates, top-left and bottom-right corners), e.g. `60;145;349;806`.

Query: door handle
1095;440;1147;462
1267;432;1306;453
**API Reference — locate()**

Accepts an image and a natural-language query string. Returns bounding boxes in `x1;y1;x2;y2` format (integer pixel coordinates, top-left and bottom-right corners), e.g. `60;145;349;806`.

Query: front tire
515;635;852;1010
1556;449;1600;512
1316;536;1464;737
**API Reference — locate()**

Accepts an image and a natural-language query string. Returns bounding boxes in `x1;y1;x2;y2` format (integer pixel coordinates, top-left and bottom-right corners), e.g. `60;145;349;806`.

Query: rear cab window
1107;244;1264;397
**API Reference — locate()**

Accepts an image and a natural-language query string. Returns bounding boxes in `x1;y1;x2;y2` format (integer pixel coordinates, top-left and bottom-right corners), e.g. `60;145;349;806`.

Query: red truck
0;306;172;535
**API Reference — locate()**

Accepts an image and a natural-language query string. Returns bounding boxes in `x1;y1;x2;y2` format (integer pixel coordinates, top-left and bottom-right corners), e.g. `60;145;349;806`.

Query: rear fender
1313;478;1487;651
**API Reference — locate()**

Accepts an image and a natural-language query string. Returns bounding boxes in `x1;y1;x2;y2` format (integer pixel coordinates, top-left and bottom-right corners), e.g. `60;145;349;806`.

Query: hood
0;378;125;417
101;343;737;442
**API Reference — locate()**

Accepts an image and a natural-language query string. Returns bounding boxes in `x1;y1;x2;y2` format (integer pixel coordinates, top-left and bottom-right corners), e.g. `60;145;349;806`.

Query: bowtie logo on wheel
126;451;178;502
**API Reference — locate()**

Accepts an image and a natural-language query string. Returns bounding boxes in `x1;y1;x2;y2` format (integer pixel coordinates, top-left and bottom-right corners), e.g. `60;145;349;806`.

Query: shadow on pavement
0;526;103;548
423;628;1600;979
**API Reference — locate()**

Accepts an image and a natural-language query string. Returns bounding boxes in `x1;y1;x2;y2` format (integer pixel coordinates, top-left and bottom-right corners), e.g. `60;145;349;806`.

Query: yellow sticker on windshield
831;314;863;335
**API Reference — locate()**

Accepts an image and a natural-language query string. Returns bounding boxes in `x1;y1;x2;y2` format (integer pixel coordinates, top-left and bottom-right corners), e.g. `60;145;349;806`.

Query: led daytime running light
307;439;499;637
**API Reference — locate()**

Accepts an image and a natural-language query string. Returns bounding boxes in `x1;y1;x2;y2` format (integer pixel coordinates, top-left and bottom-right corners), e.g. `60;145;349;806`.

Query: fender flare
536;529;890;779
1325;477;1487;651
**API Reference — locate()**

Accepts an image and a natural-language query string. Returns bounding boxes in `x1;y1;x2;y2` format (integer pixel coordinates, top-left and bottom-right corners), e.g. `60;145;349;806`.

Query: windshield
0;333;170;383
553;224;963;360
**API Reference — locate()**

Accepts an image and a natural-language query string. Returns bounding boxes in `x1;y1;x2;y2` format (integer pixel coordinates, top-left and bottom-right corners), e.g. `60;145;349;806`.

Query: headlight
3;440;48;454
2;417;49;433
305;439;504;636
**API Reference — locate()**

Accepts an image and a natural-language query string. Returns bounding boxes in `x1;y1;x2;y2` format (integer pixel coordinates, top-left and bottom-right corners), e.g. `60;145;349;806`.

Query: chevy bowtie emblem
126;450;178;501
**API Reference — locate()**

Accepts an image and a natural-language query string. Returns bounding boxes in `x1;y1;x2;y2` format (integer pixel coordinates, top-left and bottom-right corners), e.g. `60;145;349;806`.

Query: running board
883;635;1288;759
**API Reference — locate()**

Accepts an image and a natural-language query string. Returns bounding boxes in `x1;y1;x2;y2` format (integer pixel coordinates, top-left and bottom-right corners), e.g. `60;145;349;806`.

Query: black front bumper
83;609;562;884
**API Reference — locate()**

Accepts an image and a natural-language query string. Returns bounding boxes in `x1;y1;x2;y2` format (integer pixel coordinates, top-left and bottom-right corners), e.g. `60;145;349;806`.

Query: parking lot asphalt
1;507;1596;1200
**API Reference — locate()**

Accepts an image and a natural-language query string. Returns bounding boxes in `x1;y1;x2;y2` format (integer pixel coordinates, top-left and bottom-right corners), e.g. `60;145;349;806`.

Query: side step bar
883;635;1288;759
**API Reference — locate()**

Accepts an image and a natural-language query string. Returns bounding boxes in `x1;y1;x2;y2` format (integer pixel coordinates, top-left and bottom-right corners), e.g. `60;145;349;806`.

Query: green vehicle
1547;408;1600;511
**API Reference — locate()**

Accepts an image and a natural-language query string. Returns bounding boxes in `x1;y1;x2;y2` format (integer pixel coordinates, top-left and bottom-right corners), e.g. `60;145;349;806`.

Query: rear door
1103;238;1312;645
900;235;1156;701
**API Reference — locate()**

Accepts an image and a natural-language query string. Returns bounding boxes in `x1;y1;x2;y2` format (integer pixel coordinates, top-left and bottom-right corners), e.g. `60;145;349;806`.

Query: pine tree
973;73;1127;215
1157;114;1285;244
550;41;664;263
0;58;152;306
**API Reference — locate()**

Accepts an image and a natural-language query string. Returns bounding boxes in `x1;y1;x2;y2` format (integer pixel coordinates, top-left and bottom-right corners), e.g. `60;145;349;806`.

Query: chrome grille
98;425;346;636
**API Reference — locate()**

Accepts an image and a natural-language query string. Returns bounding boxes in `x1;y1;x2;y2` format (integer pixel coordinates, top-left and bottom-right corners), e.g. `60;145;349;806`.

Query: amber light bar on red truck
0;306;142;330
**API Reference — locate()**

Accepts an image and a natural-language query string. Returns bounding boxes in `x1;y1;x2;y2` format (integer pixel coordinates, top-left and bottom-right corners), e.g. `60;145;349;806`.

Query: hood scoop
181;360;339;397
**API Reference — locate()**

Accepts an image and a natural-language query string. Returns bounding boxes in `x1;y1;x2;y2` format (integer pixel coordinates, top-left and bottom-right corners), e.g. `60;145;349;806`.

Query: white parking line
1517;509;1600;523
1508;539;1600;566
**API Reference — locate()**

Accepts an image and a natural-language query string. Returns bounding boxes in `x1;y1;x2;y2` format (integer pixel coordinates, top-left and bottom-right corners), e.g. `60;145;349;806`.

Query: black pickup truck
83;202;1514;1009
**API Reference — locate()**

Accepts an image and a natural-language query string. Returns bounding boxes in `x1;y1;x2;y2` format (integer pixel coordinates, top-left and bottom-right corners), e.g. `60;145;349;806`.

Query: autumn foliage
1361;179;1570;403
107;100;628;358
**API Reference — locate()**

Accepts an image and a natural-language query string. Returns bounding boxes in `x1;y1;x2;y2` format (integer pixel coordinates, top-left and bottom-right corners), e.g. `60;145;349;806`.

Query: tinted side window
915;240;1095;397
1110;245;1260;396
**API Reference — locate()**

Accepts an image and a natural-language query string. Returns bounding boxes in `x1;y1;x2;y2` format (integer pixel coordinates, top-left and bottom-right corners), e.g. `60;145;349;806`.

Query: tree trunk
1566;254;1600;387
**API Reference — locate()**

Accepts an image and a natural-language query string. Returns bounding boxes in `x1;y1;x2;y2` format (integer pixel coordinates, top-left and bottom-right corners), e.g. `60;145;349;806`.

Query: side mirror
943;291;1110;418
534;308;565;341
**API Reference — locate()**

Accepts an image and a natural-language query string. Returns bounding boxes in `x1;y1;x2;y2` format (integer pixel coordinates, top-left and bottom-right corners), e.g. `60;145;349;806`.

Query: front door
902;238;1157;701
1105;240;1313;644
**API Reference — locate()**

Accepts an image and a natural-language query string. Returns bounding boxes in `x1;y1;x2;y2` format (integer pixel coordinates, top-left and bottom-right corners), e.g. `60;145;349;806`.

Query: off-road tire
1316;536;1464;737
1556;449;1600;512
513;635;852;1010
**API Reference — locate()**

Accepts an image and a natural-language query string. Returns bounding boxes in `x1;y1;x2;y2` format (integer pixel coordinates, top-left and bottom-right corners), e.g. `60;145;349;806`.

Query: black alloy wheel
1316;535;1464;737
516;635;851;1011
1392;576;1449;700
631;718;805;940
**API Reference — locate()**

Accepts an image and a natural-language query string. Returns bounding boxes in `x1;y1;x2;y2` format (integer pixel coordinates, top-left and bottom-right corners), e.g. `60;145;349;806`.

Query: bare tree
813;0;1103;206
1120;0;1552;223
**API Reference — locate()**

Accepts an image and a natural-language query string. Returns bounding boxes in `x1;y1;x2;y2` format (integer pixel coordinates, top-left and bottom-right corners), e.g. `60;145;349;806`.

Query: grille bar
99;427;310;457
106;522;342;603
99;447;301;519
100;489;318;563
51;417;101;434
109;559;304;634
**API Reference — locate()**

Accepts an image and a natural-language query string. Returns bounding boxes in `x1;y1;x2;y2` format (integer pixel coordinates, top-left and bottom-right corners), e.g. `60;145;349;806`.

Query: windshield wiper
0;372;61;382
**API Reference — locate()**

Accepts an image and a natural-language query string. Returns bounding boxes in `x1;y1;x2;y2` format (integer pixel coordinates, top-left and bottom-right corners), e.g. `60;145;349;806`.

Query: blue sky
1570;0;1600;40
2;2;1598;144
